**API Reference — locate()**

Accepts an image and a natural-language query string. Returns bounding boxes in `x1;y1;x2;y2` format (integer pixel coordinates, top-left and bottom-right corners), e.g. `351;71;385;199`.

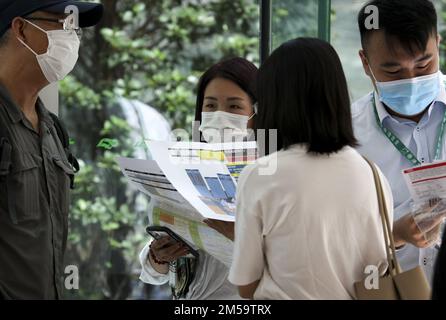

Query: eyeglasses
25;16;83;39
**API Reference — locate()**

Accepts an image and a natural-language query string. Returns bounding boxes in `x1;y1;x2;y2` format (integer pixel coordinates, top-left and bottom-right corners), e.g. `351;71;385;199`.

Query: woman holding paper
229;38;394;299
139;57;258;299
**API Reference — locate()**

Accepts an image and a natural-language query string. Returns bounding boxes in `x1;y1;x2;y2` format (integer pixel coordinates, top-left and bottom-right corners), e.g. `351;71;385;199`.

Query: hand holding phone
146;226;199;260
150;236;190;264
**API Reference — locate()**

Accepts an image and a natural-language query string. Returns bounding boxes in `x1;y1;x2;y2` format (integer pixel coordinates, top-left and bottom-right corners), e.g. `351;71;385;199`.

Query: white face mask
199;111;255;143
18;20;80;83
368;60;441;116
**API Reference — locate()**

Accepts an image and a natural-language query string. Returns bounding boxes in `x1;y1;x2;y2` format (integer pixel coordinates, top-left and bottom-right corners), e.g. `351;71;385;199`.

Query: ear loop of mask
16;19;48;56
17;37;39;56
365;57;382;96
248;102;258;121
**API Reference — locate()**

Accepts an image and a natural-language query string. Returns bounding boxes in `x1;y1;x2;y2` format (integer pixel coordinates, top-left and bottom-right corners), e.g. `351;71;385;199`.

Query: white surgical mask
368;59;441;116
18;20;80;83
199;111;255;143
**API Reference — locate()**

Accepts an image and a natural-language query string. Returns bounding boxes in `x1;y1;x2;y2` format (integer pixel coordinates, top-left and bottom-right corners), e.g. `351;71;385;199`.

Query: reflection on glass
331;0;371;102
271;0;318;50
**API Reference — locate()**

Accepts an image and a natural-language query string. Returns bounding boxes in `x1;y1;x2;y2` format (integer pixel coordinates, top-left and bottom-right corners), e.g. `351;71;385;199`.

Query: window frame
260;0;332;63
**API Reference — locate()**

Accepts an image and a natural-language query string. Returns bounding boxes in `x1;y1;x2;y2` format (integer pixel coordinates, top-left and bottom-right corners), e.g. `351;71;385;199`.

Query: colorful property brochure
117;141;257;265
117;157;203;222
149;199;233;266
146;141;258;222
402;161;446;232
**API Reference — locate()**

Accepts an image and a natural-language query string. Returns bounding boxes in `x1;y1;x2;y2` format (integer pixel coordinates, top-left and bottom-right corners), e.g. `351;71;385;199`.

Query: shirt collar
0;82;23;124
0;82;53;127
373;91;391;124
36;99;54;128
373;72;446;125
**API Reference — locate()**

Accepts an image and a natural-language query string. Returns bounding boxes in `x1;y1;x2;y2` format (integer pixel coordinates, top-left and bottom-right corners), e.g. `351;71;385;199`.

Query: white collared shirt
352;74;446;283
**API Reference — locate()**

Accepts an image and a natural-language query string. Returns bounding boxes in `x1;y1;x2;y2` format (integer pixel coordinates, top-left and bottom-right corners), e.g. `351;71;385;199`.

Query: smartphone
146;225;199;259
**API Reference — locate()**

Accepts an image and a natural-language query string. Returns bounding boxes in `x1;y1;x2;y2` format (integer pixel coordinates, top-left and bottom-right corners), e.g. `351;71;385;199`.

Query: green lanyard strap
372;94;446;166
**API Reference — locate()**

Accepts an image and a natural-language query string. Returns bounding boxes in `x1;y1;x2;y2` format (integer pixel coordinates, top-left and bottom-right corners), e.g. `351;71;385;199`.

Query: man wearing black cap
0;0;103;299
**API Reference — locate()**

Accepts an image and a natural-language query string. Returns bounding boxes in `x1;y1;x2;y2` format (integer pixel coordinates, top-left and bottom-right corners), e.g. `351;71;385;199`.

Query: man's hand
204;219;235;241
393;213;444;249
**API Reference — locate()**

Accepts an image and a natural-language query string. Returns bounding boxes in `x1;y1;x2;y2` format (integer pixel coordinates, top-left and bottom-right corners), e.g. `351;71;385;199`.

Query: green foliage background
61;0;260;299
440;0;446;73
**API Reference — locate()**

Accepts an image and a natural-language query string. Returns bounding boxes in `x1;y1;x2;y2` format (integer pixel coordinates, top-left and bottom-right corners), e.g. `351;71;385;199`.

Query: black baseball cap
0;0;104;37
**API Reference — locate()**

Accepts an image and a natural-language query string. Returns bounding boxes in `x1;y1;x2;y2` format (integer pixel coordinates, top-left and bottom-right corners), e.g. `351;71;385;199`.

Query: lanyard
372;94;446;166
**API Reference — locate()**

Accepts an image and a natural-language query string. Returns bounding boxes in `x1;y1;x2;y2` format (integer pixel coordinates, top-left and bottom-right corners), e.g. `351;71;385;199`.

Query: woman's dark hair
194;57;258;123
256;37;357;155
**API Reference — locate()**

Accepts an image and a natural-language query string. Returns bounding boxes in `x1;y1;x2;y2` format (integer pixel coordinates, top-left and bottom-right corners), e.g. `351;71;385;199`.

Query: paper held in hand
402;161;446;238
116;141;258;266
146;140;258;222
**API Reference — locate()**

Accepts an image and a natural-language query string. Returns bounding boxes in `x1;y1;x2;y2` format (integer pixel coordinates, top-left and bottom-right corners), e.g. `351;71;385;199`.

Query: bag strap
363;156;402;275
49;112;79;189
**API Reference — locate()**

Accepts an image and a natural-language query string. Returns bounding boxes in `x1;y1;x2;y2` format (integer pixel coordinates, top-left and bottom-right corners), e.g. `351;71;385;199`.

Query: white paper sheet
403;161;446;235
403;161;446;203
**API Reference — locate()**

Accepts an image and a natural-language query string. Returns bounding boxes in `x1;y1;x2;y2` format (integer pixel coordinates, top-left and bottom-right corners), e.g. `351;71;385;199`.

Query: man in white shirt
353;0;445;283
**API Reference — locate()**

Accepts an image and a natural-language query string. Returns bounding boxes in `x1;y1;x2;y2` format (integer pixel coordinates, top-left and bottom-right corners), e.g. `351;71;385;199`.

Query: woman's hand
204;219;235;241
148;236;190;274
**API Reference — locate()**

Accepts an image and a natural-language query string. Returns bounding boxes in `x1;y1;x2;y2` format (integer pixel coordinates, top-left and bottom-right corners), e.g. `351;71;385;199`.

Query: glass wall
60;0;260;300
271;0;319;50
271;0;370;101
331;0;369;102
272;0;446;102
332;0;446;101
58;0;446;300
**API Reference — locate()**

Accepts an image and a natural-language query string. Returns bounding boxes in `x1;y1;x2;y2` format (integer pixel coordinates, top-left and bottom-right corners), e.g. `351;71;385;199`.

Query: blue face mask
370;69;441;116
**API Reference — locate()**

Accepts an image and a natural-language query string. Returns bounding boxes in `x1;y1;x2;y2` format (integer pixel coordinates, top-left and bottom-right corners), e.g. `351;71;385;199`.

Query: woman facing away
228;38;394;300
139;57;258;299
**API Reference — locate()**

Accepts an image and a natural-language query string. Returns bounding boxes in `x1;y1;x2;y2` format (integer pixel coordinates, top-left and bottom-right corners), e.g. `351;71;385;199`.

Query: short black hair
358;0;437;55
194;57;258;123
256;37;357;155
